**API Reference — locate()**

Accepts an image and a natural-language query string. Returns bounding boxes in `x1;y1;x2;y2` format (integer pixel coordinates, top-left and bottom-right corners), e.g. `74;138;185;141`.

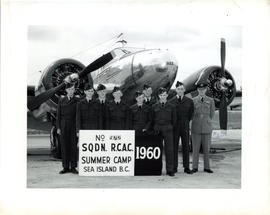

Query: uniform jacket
56;96;79;163
76;98;99;132
129;103;152;131
107;100;129;130
56;96;79;130
95;98;110;129
152;101;177;131
191;95;215;134
144;95;157;106
169;95;194;129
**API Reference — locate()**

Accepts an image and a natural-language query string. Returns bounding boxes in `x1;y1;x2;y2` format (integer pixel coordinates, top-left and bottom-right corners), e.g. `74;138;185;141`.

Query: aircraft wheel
50;125;61;159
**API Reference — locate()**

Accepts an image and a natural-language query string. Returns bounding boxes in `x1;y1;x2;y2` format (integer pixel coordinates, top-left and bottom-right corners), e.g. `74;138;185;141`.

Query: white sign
79;130;135;176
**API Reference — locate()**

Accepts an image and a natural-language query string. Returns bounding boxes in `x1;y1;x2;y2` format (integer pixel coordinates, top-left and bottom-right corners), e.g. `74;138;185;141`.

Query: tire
50;125;61;159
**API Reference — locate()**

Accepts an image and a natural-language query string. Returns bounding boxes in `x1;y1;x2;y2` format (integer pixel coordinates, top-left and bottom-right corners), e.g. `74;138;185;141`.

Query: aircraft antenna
69;33;123;58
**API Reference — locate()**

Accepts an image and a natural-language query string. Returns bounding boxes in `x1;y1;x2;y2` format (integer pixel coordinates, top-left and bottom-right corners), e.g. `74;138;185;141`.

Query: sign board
79;130;135;176
79;130;163;176
134;133;163;175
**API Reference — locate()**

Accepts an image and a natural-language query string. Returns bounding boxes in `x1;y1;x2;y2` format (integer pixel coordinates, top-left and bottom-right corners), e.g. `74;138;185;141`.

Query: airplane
27;36;237;158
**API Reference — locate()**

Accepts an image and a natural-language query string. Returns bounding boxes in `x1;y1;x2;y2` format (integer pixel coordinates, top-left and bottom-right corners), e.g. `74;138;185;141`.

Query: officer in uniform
56;83;79;174
191;83;215;173
129;91;152;135
169;81;194;174
107;87;129;130
76;84;99;135
143;84;156;106
152;87;176;176
95;84;109;129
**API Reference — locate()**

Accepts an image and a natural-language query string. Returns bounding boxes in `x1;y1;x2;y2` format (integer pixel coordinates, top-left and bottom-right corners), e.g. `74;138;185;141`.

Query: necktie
178;97;181;102
162;103;165;107
201;97;204;102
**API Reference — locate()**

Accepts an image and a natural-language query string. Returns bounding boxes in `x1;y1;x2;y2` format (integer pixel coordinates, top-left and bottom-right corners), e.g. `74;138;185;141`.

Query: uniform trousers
191;133;211;169
159;127;174;173
60;122;77;169
174;127;190;171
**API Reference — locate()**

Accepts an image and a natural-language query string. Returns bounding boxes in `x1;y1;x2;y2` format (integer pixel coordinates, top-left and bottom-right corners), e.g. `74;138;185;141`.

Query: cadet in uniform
56;83;79;174
129;91;152;136
152;87;176;176
107;87;129;130
95;84;109;129
76;84;99;135
169;81;194;174
191;83;215;173
143;84;156;106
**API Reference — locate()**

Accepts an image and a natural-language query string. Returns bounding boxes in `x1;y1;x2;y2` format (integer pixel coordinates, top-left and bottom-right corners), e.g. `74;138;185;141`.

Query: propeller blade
78;51;114;78
27;51;115;111
27;83;66;111
219;90;228;130
219;38;228;130
220;38;226;77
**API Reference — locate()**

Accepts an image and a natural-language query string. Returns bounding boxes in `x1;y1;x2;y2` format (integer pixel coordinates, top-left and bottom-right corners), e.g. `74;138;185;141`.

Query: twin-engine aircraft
27;37;237;157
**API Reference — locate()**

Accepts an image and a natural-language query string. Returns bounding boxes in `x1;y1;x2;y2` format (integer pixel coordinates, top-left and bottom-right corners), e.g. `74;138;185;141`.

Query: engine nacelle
35;58;91;114
183;66;236;108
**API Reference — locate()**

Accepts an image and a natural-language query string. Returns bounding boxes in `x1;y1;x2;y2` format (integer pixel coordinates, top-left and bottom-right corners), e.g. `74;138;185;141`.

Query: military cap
84;83;93;91
143;84;151;90
135;91;143;98
175;81;184;88
65;82;75;89
196;83;208;88
96;84;106;91
112;86;121;93
157;87;167;95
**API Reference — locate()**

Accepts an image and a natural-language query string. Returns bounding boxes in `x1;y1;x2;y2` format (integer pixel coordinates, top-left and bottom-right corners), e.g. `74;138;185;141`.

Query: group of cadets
56;81;215;176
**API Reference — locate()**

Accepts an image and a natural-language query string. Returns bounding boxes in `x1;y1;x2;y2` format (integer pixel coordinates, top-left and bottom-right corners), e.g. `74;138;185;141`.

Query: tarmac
27;129;241;188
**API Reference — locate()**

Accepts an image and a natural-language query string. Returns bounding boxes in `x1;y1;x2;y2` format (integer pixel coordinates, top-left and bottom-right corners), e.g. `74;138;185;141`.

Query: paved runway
27;130;241;188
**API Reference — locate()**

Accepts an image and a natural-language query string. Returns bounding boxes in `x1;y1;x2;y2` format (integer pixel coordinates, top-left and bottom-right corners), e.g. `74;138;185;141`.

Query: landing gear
50;124;61;159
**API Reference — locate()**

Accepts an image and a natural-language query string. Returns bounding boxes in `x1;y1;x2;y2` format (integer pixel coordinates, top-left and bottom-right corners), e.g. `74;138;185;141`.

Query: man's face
136;94;145;104
97;89;107;99
112;90;123;100
158;91;168;102
84;89;94;98
143;87;152;97
175;85;185;96
197;87;207;96
65;86;75;97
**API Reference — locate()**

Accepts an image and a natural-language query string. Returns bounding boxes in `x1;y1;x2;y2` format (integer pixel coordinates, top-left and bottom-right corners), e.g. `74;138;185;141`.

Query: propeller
219;38;228;130
27;51;115;111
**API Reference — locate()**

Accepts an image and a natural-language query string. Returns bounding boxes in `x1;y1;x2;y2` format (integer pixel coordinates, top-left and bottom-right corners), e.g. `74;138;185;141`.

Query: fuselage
92;47;178;101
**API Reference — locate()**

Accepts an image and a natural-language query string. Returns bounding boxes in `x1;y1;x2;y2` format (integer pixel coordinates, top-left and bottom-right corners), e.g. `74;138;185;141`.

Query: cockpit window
112;47;146;58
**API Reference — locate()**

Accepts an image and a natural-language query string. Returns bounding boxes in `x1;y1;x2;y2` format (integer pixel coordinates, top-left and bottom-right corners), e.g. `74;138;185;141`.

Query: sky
28;25;242;89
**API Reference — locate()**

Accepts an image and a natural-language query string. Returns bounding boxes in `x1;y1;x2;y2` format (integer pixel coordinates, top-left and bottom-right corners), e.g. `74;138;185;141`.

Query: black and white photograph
1;1;270;215
27;25;242;188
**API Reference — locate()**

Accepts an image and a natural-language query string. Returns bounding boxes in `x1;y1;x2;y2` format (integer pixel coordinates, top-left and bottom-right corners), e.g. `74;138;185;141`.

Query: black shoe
71;168;78;174
59;168;69;174
204;169;213;173
191;168;198;173
184;168;193;174
166;172;175;177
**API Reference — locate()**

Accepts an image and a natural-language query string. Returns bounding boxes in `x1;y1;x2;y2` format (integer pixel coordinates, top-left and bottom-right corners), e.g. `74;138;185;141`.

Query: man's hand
64;73;79;84
142;129;147;132
57;129;61;135
77;132;79;137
